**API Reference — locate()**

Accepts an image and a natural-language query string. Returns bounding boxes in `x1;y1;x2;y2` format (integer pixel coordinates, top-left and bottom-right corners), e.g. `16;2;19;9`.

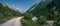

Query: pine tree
26;0;60;26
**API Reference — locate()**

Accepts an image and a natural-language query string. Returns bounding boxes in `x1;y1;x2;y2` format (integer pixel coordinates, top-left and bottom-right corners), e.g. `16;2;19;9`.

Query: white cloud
2;2;9;6
10;5;25;13
3;2;24;13
39;0;41;1
17;8;24;13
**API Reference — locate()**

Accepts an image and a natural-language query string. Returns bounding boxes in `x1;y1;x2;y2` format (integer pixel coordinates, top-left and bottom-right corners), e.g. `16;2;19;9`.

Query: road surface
0;17;23;26
0;16;54;26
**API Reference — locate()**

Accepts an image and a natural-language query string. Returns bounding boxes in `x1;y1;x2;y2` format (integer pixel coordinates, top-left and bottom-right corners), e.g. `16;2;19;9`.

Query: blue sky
0;0;40;13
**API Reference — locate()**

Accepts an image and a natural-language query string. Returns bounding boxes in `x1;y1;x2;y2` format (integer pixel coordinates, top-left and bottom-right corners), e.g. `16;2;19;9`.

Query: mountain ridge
0;3;22;24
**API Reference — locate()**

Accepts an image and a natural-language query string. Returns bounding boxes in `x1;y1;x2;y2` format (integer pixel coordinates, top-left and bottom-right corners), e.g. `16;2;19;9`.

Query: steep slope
0;3;22;24
26;0;52;17
26;0;60;26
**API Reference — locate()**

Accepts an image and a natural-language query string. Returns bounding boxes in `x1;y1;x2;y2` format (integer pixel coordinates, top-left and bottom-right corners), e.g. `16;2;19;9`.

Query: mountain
26;0;60;26
26;0;52;19
0;3;22;24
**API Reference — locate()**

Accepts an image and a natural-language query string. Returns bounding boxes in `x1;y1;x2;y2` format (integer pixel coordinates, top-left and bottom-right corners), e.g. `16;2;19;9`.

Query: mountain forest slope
0;3;22;24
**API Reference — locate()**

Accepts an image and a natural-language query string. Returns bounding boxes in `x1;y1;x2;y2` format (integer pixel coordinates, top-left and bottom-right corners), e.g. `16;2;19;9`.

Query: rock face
0;17;23;26
41;21;54;26
46;21;54;26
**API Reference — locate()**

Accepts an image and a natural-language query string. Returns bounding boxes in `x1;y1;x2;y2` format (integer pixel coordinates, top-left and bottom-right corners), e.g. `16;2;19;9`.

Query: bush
23;13;33;20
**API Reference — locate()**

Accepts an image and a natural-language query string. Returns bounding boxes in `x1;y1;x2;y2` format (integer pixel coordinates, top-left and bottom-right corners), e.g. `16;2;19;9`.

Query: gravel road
0;17;23;26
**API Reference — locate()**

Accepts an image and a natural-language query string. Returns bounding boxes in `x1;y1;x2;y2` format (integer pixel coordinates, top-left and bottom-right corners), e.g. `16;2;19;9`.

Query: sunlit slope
26;0;60;20
0;3;22;24
27;0;52;16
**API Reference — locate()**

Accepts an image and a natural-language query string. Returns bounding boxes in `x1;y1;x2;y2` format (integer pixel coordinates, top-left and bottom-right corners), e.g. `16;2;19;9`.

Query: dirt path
0;17;23;26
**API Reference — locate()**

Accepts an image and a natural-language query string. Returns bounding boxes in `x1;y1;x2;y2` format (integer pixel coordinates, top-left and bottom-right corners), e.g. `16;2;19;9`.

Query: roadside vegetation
0;0;60;26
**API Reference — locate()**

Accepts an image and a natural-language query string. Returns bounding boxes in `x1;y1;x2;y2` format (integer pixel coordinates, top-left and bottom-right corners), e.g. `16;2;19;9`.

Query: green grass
0;3;22;24
21;18;42;26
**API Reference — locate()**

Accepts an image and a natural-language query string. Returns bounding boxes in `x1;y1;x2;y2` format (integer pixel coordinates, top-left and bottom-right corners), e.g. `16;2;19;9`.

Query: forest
0;0;60;26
